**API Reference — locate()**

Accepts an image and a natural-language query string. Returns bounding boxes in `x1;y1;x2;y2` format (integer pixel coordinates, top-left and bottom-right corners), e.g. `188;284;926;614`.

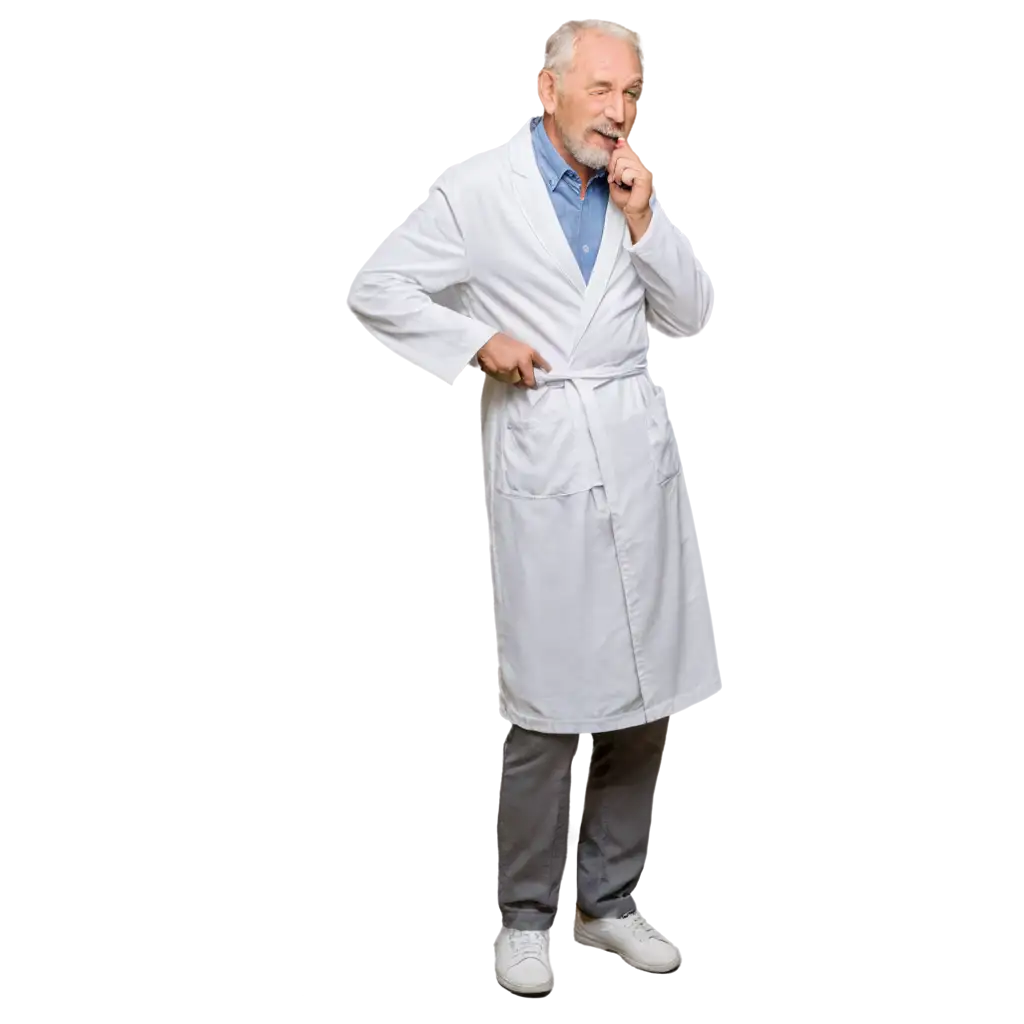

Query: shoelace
620;910;664;943
508;929;548;961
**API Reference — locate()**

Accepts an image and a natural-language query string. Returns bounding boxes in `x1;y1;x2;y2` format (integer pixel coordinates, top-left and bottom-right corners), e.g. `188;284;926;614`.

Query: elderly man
347;19;721;997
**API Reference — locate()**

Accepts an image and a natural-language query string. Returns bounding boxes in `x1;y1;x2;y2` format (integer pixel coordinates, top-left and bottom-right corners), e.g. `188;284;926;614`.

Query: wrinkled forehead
566;35;642;84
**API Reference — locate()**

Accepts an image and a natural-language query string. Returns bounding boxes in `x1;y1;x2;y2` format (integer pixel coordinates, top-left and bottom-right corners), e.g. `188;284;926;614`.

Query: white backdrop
655;192;1024;720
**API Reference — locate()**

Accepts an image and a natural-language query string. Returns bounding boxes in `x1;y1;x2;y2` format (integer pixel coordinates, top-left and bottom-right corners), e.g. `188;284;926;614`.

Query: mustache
592;127;623;140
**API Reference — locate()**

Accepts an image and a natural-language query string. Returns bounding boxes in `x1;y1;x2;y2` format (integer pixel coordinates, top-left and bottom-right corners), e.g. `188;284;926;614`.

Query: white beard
570;140;611;171
555;116;617;172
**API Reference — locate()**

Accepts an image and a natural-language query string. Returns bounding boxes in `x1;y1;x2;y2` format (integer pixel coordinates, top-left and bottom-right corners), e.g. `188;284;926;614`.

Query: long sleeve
346;171;499;385
622;199;714;337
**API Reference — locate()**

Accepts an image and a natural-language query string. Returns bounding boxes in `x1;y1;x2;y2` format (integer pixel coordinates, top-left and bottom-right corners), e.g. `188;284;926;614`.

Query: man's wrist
625;206;654;244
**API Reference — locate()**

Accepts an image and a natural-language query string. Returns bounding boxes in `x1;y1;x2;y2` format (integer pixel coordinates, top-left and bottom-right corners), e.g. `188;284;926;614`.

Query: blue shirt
530;115;609;285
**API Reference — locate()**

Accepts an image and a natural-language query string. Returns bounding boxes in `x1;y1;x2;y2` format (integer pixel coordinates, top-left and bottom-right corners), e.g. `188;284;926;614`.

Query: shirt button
582;245;590;253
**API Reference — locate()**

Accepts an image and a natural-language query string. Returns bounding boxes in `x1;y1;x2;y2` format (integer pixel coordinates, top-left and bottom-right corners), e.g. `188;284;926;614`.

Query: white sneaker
494;926;553;997
574;907;681;973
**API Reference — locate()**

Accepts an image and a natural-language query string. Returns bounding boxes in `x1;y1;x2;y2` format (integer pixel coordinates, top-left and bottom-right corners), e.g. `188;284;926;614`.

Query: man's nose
604;96;625;126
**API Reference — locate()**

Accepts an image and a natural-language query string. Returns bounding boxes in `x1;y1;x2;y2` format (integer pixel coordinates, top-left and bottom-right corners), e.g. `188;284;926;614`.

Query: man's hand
477;332;552;389
607;137;653;219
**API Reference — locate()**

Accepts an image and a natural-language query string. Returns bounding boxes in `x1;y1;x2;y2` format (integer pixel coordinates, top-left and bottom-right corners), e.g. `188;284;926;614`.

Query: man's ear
536;69;561;115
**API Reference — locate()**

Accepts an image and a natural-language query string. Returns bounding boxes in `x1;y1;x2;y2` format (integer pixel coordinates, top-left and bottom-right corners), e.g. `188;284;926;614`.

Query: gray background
6;8;1024;1015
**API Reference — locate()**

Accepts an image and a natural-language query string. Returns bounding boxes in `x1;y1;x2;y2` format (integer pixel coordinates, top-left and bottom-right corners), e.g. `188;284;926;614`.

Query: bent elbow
661;301;714;339
347;269;394;323
659;319;708;344
346;272;371;318
676;266;715;335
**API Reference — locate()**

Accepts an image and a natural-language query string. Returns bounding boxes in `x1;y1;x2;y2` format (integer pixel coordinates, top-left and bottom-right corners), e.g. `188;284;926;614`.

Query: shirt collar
530;114;606;192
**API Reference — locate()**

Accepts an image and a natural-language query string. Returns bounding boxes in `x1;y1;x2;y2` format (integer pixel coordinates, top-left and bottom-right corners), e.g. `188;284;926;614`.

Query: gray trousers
497;715;670;930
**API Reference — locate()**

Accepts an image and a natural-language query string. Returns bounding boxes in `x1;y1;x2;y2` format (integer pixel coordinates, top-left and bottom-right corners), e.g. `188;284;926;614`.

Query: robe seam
576;379;652;719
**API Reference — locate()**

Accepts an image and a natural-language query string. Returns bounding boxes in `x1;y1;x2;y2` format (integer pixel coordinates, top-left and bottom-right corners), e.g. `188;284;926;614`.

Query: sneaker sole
495;971;553;997
573;927;681;974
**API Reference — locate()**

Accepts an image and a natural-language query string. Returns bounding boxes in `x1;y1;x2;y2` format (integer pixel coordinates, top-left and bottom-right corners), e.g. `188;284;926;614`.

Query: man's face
545;31;643;172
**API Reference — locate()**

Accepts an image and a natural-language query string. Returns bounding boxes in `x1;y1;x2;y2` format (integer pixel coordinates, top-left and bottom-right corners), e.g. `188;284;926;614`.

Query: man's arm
346;170;498;385
622;198;715;338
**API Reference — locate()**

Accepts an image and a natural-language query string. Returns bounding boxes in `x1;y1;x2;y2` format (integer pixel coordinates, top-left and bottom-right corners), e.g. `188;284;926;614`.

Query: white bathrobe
346;117;722;733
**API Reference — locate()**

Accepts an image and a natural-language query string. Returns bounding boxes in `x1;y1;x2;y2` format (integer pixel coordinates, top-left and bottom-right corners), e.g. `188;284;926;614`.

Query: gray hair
542;19;643;90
